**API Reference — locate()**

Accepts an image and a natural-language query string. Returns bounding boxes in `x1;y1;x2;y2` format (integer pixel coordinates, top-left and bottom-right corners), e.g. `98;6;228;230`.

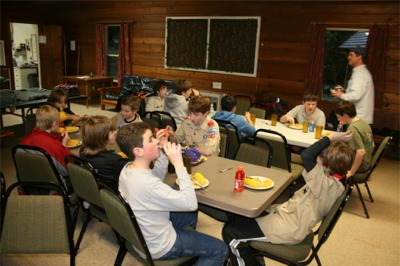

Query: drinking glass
271;114;278;126
315;125;323;139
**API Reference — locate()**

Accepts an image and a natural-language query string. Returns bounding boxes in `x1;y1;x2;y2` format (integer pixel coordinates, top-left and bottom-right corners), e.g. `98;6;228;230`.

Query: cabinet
14;67;38;89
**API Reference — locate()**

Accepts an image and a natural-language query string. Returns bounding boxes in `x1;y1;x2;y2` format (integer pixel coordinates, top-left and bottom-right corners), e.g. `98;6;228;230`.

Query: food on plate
325;131;332;136
193;172;207;186
245;176;273;188
67;139;80;147
58;126;79;133
288;123;303;130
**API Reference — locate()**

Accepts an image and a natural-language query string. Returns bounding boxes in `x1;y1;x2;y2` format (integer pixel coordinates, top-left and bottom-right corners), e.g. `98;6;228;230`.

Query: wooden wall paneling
382;92;400;111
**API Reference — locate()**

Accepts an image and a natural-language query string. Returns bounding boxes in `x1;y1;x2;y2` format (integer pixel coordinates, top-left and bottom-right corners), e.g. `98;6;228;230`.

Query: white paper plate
176;178;210;190
244;176;274;190
287;124;303;130
66;139;82;148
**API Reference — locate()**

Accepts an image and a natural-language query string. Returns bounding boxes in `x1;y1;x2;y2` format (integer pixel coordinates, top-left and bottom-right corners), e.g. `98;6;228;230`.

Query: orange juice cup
271;114;278;126
315;125;323;139
250;114;256;125
302;120;309;133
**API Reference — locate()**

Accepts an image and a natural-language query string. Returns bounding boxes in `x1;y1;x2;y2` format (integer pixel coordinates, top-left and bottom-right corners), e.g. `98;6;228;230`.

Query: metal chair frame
250;186;353;266
99;184;198;266
349;136;392;218
214;119;241;159
1;181;76;266
66;154;109;253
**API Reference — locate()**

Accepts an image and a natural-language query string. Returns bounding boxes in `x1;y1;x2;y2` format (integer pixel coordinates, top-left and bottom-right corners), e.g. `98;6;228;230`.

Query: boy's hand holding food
61;131;70;146
155;128;169;146
163;142;184;169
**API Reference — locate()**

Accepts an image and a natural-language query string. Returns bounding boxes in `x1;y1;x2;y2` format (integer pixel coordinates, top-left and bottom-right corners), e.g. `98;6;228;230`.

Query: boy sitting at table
117;122;228;265
79;115;129;191
47;87;81;126
212;95;255;138
167;95;220;156
222;131;355;266
113;94;142;130
21;104;72;188
280;91;326;127
145;80;168;112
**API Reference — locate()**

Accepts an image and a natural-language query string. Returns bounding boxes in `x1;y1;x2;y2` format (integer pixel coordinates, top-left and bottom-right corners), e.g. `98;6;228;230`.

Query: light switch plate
212;82;222;89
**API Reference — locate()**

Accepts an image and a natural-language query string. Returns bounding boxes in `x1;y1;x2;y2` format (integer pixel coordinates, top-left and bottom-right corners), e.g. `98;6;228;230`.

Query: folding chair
234;95;252;116
25;106;37;134
348;136;392;218
250;186;352;266
142;111;162;132
214;119;241;159
99;186;198;266
248;107;266;119
218;128;229;158
235;136;273;168
66;155;109;253
0;182;76;266
12;144;79;231
255;129;304;181
152;110;178;131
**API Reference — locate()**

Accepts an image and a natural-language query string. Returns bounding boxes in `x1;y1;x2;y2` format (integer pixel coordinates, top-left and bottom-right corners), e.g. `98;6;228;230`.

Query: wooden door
38;25;63;89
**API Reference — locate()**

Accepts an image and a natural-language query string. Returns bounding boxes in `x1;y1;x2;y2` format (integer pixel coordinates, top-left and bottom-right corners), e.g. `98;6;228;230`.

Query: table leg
85;84;89;108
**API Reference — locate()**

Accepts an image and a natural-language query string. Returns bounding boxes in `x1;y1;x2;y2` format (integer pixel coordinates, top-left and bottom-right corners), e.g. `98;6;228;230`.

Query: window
323;29;368;101
165;17;260;77
106;25;120;81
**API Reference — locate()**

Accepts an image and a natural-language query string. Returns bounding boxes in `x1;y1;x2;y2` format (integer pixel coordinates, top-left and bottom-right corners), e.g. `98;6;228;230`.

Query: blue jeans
160;212;229;266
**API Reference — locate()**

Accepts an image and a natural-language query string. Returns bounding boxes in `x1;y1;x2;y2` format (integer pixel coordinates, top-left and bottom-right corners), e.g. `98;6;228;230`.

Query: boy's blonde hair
320;142;355;177
121;95;141;112
81;115;116;156
35;105;59;131
117;122;150;160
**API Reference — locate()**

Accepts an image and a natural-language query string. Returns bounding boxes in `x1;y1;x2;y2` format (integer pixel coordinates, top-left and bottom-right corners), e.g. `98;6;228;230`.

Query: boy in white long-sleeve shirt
117;122;228;265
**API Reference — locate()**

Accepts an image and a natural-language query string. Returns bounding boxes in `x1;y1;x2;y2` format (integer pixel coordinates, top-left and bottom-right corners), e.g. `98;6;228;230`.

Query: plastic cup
250;114;256;125
315;125;323;139
271;114;278;126
302;120;309;133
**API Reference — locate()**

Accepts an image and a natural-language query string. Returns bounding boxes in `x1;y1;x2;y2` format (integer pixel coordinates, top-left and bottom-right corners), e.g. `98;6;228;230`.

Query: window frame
322;27;369;101
105;24;120;82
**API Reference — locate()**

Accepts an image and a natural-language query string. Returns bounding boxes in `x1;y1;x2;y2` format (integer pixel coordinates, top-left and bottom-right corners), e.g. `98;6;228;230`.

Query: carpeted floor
1;102;399;265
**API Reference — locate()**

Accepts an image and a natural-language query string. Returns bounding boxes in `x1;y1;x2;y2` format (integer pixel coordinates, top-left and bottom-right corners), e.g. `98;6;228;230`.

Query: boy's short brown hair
35;105;59;131
221;95;236;112
188;95;211;114
320;142;355;177
121;95;141;112
117;122;150;160
334;101;357;118
47;88;68;106
174;79;192;95
303;92;318;102
81;115;116;156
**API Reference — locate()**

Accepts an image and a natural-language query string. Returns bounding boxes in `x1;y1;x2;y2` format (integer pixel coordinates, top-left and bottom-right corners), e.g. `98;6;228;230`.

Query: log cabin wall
1;1;399;131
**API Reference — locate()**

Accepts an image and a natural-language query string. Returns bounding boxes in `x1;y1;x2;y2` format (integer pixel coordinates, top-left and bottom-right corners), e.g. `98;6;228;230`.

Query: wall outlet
212;82;222;89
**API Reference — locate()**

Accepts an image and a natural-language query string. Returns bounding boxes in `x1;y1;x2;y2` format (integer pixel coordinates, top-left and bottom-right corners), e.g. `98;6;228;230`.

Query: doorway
11;22;41;89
